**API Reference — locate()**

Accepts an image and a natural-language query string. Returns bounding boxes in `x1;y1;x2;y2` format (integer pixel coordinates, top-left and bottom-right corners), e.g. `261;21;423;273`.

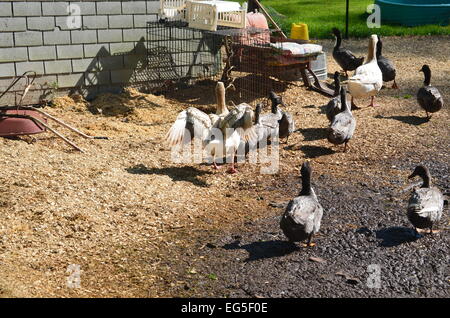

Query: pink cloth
237;12;270;45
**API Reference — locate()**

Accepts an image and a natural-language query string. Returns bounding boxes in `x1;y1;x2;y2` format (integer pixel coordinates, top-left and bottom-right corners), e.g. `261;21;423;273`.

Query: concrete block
44;60;72;74
0;47;28;62
71;30;97;44
123;29;146;42
85;71;110;86
110;42;135;55
82;15;108;29
29;46;57;61
0;17;27;32
70;2;96;15
111;69;134;84
14;31;43;47
43;30;71;45
98;56;124;71
72;58;98;73
122;1;146;14
0;3;13;17
83;44;110;58
0;63;16;77
56;16;81;31
42;2;70;16
13;2;41;17
0;33;14;48
147;1;160;14
15;61;45;75
57;73;84;88
27;17;56;31
108;15;133;29
96;2;121;15
57;44;84;59
134;14;157;28
97;29;122;43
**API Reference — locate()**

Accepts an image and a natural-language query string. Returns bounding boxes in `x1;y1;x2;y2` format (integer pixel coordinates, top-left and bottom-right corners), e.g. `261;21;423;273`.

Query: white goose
347;34;383;109
165;81;229;169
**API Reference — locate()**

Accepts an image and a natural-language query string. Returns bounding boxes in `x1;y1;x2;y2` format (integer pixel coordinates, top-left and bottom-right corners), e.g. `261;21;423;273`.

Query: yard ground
0;35;448;297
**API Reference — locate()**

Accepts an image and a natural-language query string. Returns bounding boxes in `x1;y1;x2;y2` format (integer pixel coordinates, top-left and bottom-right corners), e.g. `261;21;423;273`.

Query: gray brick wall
0;0;160;106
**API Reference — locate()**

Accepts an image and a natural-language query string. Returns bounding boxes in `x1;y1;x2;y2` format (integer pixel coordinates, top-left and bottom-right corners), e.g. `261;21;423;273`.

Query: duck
331;27;364;77
325;71;342;122
347;34;383;109
407;165;444;236
417;65;444;119
280;161;324;247
327;86;356;152
376;35;398;89
268;91;295;143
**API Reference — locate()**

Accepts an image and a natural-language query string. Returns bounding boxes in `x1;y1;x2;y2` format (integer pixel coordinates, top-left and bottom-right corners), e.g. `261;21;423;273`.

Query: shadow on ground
223;239;298;262
299;127;329;141
375;114;429;126
375;226;420;247
126;164;212;187
300;145;335;158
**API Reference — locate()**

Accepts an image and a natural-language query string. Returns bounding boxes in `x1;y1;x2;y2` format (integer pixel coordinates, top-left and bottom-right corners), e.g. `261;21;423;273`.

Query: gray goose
280;161;324;247
326;71;342;122
376;35;398;89
407;165;444;236
417;65;444;119
269;91;295;143
327;87;356;152
332;28;364;77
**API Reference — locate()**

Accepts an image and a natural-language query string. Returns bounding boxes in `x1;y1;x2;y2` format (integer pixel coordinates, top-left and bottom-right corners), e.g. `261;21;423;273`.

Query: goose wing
417;86;444;111
220;103;257;142
408;187;444;222
284;196;323;235
166;107;212;146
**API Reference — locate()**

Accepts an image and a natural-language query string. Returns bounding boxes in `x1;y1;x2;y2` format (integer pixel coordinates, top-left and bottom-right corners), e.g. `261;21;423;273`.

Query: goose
325;71;342;122
376;35;398;89
327;86;356;152
331;28;364;77
245;103;277;156
217;102;257;174
417;65;444;119
256;103;279;146
269;91;295;143
280;161;324;247
347;34;383;109
166;81;229;146
166;81;230;169
407;165;444;235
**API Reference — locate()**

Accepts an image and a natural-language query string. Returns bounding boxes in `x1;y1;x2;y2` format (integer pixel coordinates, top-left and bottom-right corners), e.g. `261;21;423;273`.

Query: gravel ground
0;35;448;297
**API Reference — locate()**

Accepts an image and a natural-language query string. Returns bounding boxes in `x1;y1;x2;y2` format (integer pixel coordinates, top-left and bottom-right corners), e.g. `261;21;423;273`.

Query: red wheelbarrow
0;71;107;152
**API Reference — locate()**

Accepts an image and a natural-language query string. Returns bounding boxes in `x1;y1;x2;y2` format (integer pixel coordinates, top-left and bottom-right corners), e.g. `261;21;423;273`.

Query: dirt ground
0;36;448;298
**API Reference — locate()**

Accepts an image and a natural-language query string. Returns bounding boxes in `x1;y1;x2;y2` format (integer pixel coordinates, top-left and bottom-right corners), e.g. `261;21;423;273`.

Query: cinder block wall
0;0;160;106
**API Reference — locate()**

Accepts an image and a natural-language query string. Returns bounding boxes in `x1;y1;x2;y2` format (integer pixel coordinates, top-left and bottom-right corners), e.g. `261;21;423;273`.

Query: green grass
236;0;450;38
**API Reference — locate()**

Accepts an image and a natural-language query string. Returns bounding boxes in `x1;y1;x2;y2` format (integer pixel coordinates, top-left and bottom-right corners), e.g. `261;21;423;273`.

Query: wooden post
345;0;349;39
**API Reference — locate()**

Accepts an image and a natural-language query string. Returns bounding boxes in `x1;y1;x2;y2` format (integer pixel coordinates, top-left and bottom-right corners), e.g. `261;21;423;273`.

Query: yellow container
291;23;309;41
